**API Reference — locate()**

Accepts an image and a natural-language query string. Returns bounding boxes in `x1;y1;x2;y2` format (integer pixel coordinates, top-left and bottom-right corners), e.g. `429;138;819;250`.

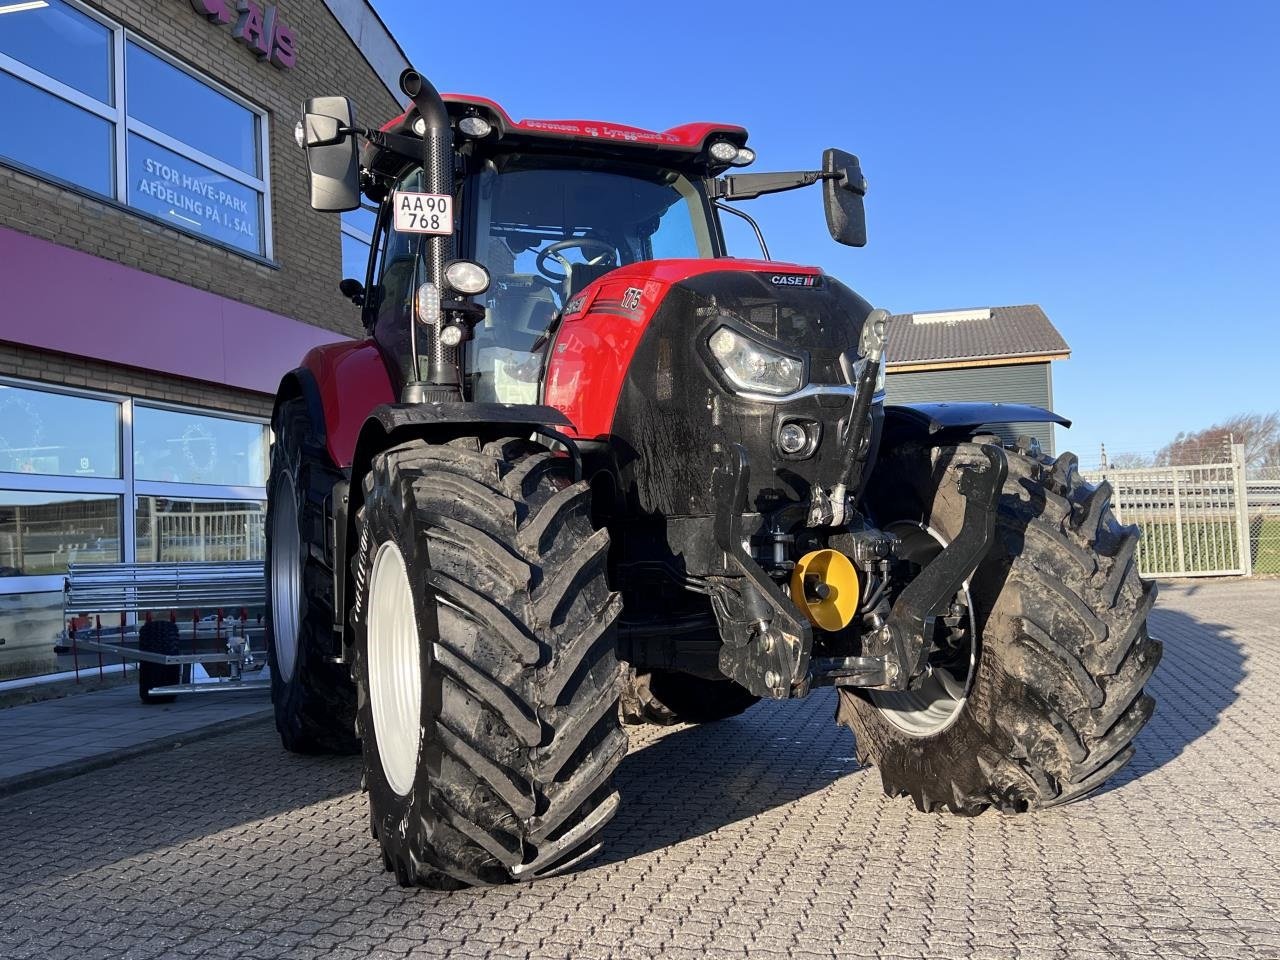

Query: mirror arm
711;170;838;202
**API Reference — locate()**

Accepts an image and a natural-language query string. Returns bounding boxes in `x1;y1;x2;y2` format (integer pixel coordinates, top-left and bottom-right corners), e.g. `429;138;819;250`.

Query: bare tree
1108;452;1154;469
1155;412;1280;467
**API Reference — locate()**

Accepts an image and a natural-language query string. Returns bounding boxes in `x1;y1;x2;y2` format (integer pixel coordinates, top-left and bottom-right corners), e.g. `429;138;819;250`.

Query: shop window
0;492;121;577
0;0;112;104
0;378;268;682
124;43;258;176
126;134;264;255
135;497;265;563
0;0;271;257
0;68;115;198
133;406;268;487
0;383;121;478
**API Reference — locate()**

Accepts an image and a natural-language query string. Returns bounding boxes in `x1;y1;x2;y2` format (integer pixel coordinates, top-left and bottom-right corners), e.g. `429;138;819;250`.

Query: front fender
882;401;1070;446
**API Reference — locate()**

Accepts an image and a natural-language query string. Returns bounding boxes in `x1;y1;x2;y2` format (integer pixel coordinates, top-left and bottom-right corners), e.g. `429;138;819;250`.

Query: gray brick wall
0;0;399;344
0;342;272;419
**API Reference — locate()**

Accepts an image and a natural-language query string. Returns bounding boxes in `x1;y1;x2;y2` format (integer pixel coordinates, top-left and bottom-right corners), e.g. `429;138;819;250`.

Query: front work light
444;260;491;296
708;326;804;398
709;140;740;163
457;116;493;138
732;147;756;167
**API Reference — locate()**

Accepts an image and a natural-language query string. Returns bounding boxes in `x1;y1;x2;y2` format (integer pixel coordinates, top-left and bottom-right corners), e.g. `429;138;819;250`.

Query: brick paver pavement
1;579;1277;959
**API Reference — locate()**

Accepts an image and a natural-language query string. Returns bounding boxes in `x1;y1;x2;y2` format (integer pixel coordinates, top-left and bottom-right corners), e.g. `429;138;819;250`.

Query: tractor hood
543;258;880;518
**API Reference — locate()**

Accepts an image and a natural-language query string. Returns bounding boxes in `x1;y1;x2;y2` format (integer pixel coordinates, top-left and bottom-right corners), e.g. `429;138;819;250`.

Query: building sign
187;0;298;70
128;135;263;254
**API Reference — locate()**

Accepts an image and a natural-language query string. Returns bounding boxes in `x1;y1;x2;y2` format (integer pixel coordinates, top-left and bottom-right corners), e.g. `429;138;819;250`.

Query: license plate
393;191;453;235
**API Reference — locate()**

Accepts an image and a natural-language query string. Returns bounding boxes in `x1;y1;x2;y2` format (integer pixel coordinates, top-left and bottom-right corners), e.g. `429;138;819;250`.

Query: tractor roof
371;95;749;173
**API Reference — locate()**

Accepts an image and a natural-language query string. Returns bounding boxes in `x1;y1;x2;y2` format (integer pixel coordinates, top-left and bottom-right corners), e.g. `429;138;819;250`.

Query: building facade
0;0;408;680
884;305;1070;455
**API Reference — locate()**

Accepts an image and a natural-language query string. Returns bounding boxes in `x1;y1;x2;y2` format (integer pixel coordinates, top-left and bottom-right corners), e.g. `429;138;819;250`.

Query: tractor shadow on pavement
599;689;856;866
600;601;1245;860
1090;600;1246;800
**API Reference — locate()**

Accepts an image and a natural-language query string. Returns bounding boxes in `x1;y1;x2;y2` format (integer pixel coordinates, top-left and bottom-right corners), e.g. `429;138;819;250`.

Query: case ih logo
187;0;297;70
769;274;817;287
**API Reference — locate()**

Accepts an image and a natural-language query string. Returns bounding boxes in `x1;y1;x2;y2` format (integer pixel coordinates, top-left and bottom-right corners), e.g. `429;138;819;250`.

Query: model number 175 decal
393;191;453;235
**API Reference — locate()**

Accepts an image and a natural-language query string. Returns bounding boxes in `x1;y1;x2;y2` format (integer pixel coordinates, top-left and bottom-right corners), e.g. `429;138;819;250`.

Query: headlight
707;326;804;397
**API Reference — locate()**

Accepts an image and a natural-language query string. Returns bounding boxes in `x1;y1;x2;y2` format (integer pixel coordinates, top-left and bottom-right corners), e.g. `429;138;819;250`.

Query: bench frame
63;560;269;697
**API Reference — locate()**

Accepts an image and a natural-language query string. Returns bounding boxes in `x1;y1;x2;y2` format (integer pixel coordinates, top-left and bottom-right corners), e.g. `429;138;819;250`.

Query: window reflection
0;0;113;104
133;407;267;486
135;497;265;562
125;42;258;176
0;492;121;576
0;70;115;197
0;383;121;478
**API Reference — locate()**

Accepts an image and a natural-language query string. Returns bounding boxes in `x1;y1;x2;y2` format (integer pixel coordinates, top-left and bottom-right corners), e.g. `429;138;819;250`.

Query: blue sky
371;1;1278;464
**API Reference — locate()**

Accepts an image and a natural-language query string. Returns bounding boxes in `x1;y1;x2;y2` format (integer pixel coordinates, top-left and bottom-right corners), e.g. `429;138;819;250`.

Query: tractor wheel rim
269;479;301;682
868;521;977;738
367;539;422;797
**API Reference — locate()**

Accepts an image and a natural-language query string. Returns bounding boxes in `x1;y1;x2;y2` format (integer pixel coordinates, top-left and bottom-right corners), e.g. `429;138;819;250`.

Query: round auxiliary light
709;140;740;163
444;260;491;296
293;121;306;149
439;325;464;347
412;116;427;136
778;422;808;455
458;115;493;138
732;146;756;167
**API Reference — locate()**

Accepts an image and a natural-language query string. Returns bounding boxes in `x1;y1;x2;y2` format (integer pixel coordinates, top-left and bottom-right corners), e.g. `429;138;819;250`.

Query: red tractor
267;69;1160;888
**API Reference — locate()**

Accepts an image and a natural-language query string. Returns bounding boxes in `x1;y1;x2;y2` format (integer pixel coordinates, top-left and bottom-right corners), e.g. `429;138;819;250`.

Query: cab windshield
468;155;717;402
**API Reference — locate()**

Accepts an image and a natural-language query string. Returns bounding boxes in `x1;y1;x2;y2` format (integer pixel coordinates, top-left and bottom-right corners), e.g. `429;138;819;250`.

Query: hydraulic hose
828;308;889;525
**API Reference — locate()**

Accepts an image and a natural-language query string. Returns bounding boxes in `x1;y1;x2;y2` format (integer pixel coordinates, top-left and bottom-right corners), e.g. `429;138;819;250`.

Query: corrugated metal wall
884;362;1058;454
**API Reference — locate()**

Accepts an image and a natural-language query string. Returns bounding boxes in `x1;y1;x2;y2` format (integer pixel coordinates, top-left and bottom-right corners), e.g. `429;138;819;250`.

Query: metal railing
1083;443;1276;578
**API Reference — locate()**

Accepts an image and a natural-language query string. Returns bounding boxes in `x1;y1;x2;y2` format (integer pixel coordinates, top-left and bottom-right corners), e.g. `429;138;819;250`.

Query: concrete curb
0;710;273;799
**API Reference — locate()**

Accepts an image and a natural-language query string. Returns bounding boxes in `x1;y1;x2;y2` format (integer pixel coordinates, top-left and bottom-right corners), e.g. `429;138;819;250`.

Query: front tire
843;440;1162;813
352;436;626;887
264;397;358;755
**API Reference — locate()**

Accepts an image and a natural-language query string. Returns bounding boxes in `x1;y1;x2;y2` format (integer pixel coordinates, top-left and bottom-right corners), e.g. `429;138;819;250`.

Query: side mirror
822;148;868;247
300;96;359;212
338;277;364;305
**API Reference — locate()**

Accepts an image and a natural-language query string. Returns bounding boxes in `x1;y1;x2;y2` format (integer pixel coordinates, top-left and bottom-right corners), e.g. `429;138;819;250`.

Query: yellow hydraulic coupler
790;549;860;631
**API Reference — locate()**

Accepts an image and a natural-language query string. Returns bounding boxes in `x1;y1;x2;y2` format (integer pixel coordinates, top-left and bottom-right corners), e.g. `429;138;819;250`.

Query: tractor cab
302;80;867;404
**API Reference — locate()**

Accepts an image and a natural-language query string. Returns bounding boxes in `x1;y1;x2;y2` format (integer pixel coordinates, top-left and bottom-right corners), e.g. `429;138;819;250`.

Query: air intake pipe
399;68;459;402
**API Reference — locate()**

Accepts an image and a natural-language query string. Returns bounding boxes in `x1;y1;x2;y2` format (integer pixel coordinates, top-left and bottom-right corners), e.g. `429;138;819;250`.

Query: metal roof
885;304;1070;368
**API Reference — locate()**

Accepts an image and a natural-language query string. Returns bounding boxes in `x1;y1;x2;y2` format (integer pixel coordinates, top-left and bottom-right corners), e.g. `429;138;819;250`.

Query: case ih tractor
267;68;1160;888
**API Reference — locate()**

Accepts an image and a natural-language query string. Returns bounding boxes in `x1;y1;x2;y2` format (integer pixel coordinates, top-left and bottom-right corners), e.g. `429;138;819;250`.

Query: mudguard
882;401;1070;446
275;339;396;469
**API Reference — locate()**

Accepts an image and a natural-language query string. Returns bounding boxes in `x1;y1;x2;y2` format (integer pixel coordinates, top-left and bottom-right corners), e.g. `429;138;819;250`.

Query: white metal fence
1084;444;1280;578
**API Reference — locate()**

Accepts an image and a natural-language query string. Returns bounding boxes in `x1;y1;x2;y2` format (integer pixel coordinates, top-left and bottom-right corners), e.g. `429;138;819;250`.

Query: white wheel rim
367;540;422;797
269;479;300;682
868;521;977;738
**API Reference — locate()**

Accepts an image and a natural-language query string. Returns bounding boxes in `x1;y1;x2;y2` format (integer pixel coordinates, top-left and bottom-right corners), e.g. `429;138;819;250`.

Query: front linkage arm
811;444;1008;691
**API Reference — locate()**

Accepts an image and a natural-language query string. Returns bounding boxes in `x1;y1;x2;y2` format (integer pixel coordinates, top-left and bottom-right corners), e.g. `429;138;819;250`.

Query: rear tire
352;436;626;887
842;440;1161;813
620;669;759;726
264;397;358;755
137;619;180;705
